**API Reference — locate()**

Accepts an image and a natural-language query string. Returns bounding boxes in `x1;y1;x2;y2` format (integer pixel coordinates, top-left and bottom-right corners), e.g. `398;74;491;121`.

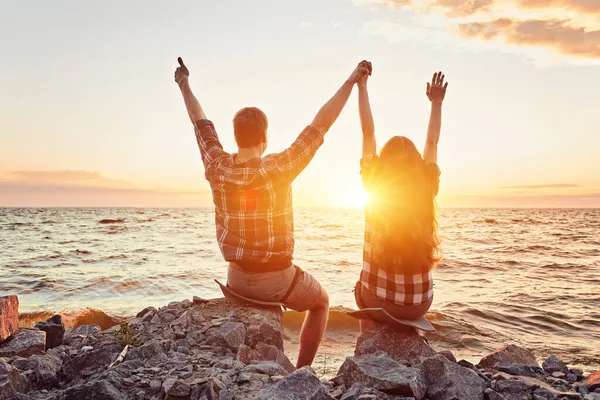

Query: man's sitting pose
174;57;370;368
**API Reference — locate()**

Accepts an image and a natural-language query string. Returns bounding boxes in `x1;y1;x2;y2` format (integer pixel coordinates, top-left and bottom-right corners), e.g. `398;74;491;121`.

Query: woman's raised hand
426;71;448;104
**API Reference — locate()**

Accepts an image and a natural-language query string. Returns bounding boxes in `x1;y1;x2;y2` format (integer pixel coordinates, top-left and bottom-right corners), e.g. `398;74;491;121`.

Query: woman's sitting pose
355;64;449;332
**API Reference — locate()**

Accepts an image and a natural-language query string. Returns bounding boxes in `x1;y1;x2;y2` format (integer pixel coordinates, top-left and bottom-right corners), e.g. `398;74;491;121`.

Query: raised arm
310;61;371;134
174;57;225;174
357;62;376;158
423;71;448;164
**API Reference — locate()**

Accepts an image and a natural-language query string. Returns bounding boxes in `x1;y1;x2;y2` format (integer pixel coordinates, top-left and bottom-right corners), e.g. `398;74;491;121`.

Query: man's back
195;120;324;269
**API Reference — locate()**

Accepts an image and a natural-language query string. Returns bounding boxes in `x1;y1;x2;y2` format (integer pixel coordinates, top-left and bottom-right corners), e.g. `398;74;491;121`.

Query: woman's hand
358;61;372;89
426;71;448;104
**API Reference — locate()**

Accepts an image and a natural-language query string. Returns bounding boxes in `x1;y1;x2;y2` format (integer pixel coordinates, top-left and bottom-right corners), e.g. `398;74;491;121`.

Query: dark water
1;208;599;370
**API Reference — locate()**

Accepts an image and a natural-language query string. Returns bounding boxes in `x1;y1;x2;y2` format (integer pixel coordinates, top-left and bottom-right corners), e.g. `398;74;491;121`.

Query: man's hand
426;71;448;104
358;61;372;89
174;57;190;86
348;60;371;85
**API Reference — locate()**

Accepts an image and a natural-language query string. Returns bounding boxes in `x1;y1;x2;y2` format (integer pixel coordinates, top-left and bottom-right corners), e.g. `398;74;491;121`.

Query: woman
355;65;448;332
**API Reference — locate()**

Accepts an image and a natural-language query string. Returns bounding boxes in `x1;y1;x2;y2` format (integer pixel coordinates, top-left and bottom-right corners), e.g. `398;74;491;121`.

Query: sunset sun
338;188;370;208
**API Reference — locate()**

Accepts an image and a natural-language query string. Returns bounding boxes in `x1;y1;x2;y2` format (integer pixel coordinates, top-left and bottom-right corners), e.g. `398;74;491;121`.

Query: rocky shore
1;294;599;400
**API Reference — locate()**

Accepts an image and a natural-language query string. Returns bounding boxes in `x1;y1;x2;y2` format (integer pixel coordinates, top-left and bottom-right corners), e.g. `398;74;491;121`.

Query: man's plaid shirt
359;155;440;306
194;119;324;269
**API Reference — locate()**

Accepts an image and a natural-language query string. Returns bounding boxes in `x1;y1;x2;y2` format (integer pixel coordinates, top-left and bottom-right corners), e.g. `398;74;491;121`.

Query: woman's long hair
369;136;441;273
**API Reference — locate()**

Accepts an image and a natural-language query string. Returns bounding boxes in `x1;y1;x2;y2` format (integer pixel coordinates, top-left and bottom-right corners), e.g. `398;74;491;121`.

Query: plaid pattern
359;155;440;306
194;119;324;267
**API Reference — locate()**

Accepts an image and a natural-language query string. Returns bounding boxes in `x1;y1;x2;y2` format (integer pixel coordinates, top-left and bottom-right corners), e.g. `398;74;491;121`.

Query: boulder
0;296;19;342
585;371;600;392
541;355;569;375
35;315;65;350
55;379;128;400
12;354;62;389
259;367;334;400
0;360;29;398
479;345;539;369
336;352;426;399
354;324;436;365
417;354;486;400
438;350;457;363
256;342;295;373
0;328;46;357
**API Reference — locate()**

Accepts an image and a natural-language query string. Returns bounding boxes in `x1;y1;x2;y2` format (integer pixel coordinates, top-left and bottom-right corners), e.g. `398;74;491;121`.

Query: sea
1;207;599;373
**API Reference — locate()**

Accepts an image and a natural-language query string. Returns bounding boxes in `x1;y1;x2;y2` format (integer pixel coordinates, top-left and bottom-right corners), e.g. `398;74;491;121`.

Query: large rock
256;342;295;373
494;378;538;399
479;344;539;369
62;343;123;381
259;367;334;400
585;371;600;392
208;321;246;351
55;379;128;400
0;296;19;341
0;360;29;398
417;354;486;400
354;324;436;365
12;354;63;390
541;355;569;375
163;377;190;398
336;351;426;399
127;340;164;361
0;328;46;357
35;315;65;350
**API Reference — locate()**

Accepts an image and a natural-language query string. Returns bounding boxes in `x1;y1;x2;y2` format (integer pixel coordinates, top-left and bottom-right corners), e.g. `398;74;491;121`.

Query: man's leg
296;288;329;369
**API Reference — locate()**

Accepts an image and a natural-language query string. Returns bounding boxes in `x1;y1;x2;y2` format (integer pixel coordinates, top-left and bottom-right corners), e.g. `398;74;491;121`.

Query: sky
1;0;599;208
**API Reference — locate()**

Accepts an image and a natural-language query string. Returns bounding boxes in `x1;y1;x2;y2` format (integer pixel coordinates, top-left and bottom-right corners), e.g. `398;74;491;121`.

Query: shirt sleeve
424;161;441;196
360;155;379;193
194;119;227;178
265;125;325;181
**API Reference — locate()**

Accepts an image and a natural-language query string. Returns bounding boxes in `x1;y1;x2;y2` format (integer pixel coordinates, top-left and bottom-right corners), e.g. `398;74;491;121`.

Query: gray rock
542;355;569;375
495;378;538;397
163;377;190;398
0;296;19;341
0;360;29;399
458;359;478;370
354;324;436;365
337;352;426;399
193;296;208;305
260;367;334;399
479;344;539;369
438;350;457;363
485;388;508;400
417;354;486;400
584;394;600;400
256;342;295;373
566;373;578;383
136;306;157;318
237;344;262;365
62;343;123;381
55;379;128;400
35;315;65;349
12;353;62;389
149;379;162;393
0;328;46;357
127;340;164;360
340;383;414;400
243;361;289;377
219;389;234;400
532;387;557;400
72;324;101;336
209;322;246;351
496;363;542;378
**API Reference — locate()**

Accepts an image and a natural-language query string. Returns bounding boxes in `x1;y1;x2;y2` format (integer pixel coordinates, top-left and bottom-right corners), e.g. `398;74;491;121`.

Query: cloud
353;0;600;61
500;183;583;189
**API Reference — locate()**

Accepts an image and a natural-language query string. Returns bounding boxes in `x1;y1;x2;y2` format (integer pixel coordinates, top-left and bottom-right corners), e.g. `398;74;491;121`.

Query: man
174;57;370;368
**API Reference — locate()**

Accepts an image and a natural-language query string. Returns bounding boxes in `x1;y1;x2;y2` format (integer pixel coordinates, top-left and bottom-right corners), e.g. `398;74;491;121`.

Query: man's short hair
233;107;268;148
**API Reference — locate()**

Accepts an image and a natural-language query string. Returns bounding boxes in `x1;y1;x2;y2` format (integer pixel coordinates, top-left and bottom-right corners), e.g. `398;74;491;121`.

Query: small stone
479;344;539;369
161;312;177;323
181;299;192;308
533;387;557;400
174;330;186;339
149;379;162;393
485;388;507;400
136;306;157;318
542;355;569;375
193;296;208;305
0;360;29;398
237;344;262;365
142;311;155;323
495;378;538;394
81;345;93;352
0;296;19;341
168;301;181;309
34;315;65;350
72;324;101;336
260;368;333;399
256;342;295;373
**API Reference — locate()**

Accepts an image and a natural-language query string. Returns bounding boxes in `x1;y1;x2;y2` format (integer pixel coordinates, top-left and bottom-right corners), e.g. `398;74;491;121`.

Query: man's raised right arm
175;57;225;170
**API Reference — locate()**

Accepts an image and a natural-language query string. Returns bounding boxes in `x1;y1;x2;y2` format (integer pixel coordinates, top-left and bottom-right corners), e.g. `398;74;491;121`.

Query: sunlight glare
337;188;370;208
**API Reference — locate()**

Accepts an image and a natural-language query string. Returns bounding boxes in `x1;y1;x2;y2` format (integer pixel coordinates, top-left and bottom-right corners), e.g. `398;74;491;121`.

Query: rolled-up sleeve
267;126;325;181
194;119;227;178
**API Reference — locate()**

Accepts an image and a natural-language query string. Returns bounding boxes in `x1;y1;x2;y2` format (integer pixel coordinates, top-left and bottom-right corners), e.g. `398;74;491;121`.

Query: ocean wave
98;219;125;224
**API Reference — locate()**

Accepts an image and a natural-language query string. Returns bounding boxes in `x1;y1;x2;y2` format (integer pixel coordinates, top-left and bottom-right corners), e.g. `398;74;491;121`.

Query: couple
174;59;448;369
